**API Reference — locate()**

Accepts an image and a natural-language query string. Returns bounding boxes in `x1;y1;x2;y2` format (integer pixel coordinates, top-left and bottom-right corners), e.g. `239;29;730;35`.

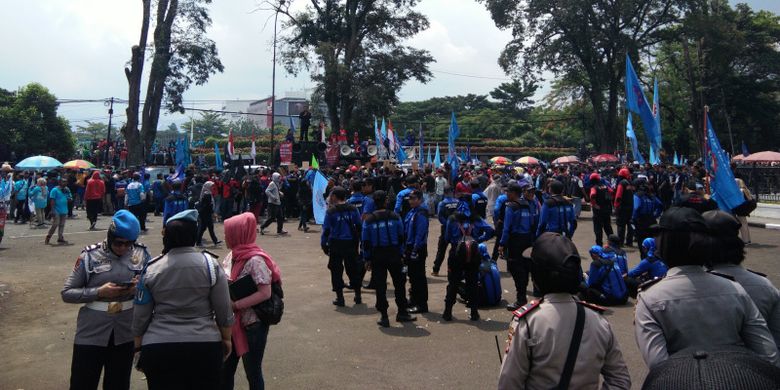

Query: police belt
85;301;134;312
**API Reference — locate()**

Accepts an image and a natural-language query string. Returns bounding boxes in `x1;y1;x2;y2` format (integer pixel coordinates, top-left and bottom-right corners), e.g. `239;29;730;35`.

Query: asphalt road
0;211;777;389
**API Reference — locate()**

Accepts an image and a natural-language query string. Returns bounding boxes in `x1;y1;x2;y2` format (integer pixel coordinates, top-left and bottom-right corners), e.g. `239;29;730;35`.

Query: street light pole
270;3;283;166
105;97;114;164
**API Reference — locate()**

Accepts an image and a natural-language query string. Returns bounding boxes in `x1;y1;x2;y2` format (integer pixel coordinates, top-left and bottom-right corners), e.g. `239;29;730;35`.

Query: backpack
473;194;488;219
252;253;284;325
454;224;479;265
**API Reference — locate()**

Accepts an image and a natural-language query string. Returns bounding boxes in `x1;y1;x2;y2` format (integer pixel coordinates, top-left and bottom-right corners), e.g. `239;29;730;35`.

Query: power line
429;68;513;81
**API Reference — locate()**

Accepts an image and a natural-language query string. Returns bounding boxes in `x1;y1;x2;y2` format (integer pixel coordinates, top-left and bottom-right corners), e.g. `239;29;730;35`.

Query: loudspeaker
292;141;325;166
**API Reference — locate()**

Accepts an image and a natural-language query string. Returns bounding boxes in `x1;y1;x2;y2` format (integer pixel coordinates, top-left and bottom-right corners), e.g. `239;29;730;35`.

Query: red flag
228;129;235;157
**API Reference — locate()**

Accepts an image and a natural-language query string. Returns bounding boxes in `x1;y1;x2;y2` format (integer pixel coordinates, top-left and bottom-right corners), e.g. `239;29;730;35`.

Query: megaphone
340;145;353;156
367;145;378;156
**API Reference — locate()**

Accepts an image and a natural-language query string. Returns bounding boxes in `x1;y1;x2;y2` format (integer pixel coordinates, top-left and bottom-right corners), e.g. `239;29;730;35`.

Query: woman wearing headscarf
85;171;105;230
132;210;234;389
197;181;221;246
28;178;49;227
221;212;282;390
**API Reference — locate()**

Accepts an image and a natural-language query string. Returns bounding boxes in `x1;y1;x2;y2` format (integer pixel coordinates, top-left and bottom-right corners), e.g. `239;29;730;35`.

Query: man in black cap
703;210;780;348
634;207;778;369
498;232;631;389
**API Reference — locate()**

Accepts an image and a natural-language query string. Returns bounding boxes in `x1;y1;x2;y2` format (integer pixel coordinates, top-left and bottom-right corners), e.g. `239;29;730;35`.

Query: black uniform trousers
369;247;408;313
445;245;480;309
505;233;534;305
328;239;361;292
69;332;133;390
615;211;634;246
260;203;284;233
128;203;146;231
138;341;223;390
491;221;504;260
432;225;448;273
592;211;613;246
405;246;428;309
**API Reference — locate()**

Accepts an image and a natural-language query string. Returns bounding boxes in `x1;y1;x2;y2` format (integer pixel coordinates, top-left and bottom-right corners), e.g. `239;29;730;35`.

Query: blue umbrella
15;155;63;170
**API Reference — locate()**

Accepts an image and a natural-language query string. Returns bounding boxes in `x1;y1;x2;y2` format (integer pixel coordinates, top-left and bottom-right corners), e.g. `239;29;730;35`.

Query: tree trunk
605;72;620;153
123;0;151;165
140;0;178;163
682;39;703;157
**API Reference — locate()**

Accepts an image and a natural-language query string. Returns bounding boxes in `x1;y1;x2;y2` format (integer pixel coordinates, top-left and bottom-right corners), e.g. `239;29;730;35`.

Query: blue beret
111;210;140;241
167;209;198;225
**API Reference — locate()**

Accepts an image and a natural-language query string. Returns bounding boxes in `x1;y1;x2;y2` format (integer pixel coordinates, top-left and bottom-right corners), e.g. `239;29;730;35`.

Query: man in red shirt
589;173;614;246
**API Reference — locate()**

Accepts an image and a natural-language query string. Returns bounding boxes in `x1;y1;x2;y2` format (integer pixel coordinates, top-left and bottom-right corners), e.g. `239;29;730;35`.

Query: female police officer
61;210;150;390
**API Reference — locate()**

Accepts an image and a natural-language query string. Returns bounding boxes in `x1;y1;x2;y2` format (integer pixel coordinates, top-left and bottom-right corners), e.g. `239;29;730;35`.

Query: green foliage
0;83;75;161
278;0;434;132
190;111;228;139
74;121;107;143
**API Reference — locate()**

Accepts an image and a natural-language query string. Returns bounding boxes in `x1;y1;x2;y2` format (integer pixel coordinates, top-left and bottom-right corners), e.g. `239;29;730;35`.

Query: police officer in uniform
431;186;459;276
403;190;429;313
536;180;576;238
498;183;538;311
703;210;780;347
393;175;419;218
361;191;417;327
61;210;151;390
498;233;631;390
347;180;367;215
321;186;363;306
634;207;778;368
491;182;510;261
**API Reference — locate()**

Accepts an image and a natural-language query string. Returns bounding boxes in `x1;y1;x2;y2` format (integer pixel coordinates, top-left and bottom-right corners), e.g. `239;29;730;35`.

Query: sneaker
407;306;428;314
332;298;345;307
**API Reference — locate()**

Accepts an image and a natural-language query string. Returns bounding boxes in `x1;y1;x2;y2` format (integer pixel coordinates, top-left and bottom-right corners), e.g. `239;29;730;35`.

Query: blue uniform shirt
162;192;189;225
604;247;629;275
627;255;668;279
471;191;488;218
393;187;414;216
632;193;663;221
493;194;508;223
403;206;429;251
125;181;144;206
321;204;362;246
362;195;376;216
500;199;538;246
347;193;366;214
361;210;405;260
586;259;628;300
437;196;460;225
445;216;495;245
536;195;576;237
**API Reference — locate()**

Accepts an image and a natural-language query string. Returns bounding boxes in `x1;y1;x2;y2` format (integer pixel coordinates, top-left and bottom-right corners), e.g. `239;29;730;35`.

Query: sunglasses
112;239;135;248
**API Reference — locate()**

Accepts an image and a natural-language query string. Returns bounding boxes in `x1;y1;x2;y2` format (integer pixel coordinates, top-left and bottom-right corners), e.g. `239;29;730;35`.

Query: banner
625;55;660;157
312;171;328;224
626;114;645;165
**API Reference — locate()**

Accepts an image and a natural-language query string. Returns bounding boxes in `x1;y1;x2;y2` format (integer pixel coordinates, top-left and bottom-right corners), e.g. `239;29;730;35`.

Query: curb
748;221;780;230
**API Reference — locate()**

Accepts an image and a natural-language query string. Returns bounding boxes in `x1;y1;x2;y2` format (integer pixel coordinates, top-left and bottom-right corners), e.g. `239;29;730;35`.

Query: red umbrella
592;154;619;163
552;155;580;164
742;151;780;163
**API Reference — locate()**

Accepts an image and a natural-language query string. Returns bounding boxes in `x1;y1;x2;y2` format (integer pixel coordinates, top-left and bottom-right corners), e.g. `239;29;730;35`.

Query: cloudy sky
0;0;777;132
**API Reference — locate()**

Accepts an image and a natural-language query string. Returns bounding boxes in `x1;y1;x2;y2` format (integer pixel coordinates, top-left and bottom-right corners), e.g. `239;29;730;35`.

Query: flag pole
703;105;711;195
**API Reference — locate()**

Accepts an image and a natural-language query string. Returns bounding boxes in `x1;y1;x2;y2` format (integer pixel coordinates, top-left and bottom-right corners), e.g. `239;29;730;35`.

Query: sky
0;0;777;133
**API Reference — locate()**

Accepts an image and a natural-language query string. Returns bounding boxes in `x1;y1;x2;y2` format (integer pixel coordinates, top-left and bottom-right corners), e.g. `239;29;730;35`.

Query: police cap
528;232;582;294
650;206;708;233
702;210;741;237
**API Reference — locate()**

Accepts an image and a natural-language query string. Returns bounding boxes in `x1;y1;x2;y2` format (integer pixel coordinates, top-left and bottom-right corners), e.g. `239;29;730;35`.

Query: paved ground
0;211;778;389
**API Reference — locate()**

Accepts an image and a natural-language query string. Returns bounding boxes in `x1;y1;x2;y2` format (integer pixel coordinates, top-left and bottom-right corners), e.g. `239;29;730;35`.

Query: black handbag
733;198;757;217
253;281;284;325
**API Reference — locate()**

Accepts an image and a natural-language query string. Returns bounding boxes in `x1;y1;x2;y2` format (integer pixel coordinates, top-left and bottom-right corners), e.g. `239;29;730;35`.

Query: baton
495;335;503;364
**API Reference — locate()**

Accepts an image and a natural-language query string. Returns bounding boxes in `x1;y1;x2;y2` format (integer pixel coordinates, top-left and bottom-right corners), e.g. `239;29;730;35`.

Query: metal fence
734;165;780;203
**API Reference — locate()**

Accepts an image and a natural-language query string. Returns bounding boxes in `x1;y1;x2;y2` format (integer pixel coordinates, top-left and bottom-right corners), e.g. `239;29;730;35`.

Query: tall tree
0;83;74;161
123;0;223;164
274;0;434;133
489;78;538;116
480;0;683;152
74;121;108;143
191;111;228;139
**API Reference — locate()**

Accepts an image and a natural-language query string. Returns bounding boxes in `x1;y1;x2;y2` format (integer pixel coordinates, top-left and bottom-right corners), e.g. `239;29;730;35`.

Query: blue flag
448;112;459;159
289;115;296;133
374;116;381;151
626;114;645;164
466;143;471;162
741;141;749;157
704;112;745;211
214;142;223;171
395;133;407;163
418;122;424;161
434;144;441;167
312;171;329;225
626;55;660;155
427;145;432;165
673;151;679;166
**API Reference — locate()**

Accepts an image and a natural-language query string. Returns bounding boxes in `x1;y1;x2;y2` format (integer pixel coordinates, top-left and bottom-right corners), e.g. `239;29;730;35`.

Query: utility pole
270;2;284;166
105;97;114;164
